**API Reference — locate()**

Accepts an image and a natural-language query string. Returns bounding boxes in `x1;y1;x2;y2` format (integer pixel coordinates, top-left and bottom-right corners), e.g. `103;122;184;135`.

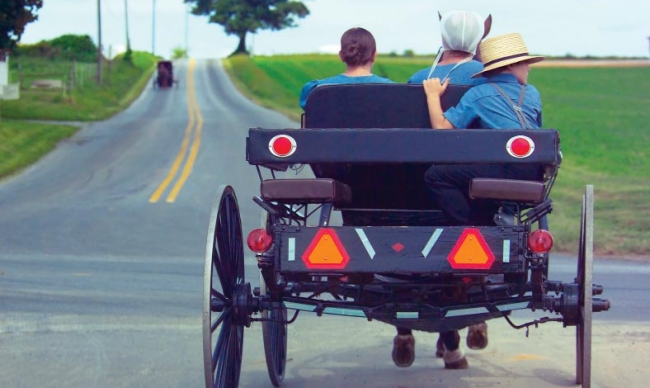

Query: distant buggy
153;60;177;89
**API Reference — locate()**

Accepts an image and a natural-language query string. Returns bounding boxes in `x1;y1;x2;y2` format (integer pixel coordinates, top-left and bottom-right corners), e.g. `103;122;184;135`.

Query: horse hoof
466;322;488;350
443;349;469;369
392;334;415;367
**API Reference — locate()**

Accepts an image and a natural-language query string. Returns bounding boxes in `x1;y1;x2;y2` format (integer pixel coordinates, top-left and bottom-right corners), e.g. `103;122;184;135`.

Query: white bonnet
440;11;484;55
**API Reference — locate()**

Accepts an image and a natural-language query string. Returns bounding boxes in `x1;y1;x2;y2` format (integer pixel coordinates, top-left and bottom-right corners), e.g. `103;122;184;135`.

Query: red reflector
269;135;296;157
247;228;273;253
506;135;535;158
527;229;554;253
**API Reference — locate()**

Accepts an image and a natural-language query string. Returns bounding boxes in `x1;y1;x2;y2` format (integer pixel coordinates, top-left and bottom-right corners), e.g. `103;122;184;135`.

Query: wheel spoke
211;307;231;333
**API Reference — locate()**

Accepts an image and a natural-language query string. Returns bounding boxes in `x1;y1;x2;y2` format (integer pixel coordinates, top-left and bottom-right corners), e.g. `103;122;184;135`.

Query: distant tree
185;0;309;56
0;0;43;56
50;34;97;62
403;49;415;57
171;46;189;59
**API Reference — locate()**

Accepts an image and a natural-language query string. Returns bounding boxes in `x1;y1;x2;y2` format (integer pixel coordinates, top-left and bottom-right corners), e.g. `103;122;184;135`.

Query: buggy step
469;178;546;203
261;178;352;205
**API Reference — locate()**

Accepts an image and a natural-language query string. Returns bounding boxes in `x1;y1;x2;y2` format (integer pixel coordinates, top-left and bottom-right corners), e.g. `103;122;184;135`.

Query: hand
423;78;449;97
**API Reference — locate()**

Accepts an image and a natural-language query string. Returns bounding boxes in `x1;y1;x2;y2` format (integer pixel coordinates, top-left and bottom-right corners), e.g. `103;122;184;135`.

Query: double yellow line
149;59;203;203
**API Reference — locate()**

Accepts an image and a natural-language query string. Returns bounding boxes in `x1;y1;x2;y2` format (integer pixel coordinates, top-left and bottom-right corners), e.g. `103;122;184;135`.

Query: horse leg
440;330;468;369
466;321;489;350
392;327;415;367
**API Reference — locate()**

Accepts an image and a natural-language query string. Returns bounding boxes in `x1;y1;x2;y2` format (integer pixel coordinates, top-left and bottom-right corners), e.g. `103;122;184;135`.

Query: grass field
2;52;157;121
0;51;157;179
224;54;650;257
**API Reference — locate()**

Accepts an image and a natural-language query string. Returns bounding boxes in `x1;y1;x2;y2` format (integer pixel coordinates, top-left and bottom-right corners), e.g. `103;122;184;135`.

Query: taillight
247;228;273;253
506;135;535;158
268;135;296;157
527;229;554;253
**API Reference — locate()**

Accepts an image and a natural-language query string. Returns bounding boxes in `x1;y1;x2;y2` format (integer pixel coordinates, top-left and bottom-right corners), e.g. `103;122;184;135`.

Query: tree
171;46;189;59
0;0;43;56
186;0;309;56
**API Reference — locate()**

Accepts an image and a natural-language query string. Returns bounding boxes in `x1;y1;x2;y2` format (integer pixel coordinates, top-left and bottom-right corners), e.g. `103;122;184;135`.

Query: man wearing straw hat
422;32;545;227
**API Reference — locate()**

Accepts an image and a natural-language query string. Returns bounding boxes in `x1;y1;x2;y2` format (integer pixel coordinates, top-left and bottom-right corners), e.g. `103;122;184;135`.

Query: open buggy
202;84;611;387
153;60;177;89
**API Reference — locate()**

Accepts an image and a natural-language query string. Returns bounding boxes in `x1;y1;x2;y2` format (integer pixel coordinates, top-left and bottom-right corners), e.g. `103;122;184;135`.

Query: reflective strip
323;307;366;317
283;302;367;317
288;238;295;261
396;312;419;319
422;228;443;258
445;307;489;317
284;302;311;311
496;302;530;311
355;228;375;259
503;240;510;263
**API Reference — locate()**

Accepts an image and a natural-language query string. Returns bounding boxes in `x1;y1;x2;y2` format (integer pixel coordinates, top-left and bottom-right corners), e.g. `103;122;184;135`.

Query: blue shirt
299;74;394;109
407;60;485;86
444;73;543;129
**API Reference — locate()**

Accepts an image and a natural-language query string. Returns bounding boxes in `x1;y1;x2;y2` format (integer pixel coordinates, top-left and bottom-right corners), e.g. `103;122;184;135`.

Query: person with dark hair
299;27;393;109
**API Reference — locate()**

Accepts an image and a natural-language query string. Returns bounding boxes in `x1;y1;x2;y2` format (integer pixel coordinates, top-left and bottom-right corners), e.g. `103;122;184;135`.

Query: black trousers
424;163;542;226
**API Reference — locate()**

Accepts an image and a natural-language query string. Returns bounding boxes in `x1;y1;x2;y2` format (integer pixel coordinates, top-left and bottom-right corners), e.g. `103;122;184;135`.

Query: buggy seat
247;84;560;226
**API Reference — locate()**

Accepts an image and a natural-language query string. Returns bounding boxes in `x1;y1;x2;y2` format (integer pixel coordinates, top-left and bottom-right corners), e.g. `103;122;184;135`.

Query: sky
19;0;650;59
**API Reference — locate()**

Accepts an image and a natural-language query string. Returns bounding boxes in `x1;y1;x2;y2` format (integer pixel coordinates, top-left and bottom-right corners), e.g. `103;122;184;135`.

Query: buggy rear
202;84;610;387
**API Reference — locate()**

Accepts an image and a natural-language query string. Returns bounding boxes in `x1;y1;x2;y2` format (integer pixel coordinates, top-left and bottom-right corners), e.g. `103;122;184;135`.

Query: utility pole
97;0;103;85
185;4;189;57
125;0;131;52
152;0;156;55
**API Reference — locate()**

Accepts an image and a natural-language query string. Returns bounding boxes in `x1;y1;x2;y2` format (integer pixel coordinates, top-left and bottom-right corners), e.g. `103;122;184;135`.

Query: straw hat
472;33;544;78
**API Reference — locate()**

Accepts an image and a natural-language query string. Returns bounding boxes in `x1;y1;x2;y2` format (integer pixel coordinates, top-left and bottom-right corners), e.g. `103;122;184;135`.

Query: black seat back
303;84;470;212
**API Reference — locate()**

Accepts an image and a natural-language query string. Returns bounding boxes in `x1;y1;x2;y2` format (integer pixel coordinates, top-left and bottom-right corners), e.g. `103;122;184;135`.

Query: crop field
225;54;650;256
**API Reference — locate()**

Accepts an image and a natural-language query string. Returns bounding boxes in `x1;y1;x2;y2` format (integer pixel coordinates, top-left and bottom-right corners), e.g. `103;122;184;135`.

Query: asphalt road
1;59;648;388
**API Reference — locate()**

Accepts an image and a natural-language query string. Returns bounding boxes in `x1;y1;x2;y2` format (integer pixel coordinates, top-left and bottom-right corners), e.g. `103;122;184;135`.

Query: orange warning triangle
448;228;494;269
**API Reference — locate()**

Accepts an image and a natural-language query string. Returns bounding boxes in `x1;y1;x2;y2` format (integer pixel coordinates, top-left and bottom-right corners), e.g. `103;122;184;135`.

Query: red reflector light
247;228;273;253
268;135;296;157
527;229;554;253
506;135;535;158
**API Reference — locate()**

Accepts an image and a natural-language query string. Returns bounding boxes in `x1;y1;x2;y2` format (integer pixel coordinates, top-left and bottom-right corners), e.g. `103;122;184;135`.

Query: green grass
0;51;158;179
0;120;77;179
3;51;157;121
224;54;650;257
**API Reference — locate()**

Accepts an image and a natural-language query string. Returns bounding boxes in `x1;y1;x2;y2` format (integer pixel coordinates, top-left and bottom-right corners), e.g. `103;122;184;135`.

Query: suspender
491;84;532;129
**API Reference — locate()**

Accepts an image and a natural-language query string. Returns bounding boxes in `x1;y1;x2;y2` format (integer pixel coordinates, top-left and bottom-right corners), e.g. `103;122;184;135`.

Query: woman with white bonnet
407;10;491;85
392;10;493;371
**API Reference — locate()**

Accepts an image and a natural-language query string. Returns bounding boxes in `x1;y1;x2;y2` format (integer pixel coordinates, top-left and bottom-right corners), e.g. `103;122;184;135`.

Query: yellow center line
166;88;203;202
149;59;202;203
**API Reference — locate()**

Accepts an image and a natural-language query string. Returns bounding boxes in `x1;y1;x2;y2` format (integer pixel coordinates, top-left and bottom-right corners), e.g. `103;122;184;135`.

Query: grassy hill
0;51;157;179
224;54;650;257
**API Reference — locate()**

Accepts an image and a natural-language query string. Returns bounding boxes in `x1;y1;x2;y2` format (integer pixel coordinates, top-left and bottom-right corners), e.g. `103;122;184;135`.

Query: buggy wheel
203;185;245;388
259;211;288;386
260;272;288;387
576;185;594;387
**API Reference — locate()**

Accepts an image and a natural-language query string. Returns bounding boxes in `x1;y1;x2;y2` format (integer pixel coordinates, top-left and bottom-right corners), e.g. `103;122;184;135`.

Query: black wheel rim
203;185;245;388
576;186;594;387
263;302;288;387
